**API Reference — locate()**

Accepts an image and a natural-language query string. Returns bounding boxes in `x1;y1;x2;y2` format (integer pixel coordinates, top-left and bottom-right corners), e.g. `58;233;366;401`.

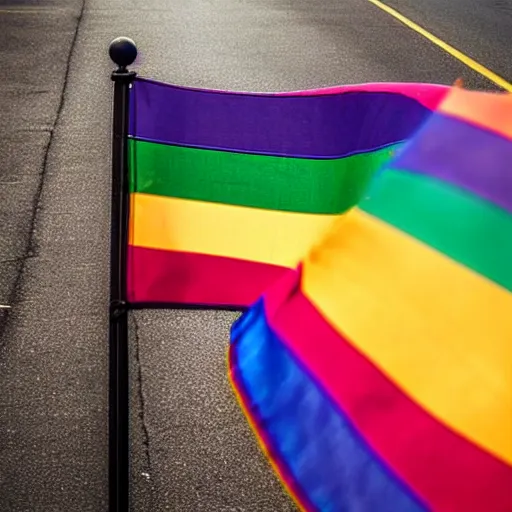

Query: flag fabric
126;78;448;307
228;86;512;511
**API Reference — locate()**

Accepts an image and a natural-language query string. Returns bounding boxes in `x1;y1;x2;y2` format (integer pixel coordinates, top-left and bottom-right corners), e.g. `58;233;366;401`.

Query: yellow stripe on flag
129;192;337;268
302;208;512;465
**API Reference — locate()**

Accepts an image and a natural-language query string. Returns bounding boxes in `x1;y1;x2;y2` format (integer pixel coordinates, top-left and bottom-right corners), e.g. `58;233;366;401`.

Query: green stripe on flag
360;168;512;291
129;138;398;214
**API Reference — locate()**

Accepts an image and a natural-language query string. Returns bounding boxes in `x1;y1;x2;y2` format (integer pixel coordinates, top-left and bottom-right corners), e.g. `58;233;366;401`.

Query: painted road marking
366;0;512;92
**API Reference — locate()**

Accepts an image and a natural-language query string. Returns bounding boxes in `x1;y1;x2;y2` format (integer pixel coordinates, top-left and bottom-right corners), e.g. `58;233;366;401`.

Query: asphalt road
0;0;509;511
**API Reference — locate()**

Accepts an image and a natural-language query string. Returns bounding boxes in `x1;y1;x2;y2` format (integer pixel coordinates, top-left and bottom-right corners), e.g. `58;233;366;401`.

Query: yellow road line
366;0;512;92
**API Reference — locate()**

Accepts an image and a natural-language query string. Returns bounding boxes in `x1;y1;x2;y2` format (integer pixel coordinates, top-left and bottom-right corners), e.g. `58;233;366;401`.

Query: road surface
0;0;509;511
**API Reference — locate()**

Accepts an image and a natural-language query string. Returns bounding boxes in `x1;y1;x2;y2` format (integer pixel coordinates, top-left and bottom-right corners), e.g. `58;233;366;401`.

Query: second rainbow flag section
229;86;512;511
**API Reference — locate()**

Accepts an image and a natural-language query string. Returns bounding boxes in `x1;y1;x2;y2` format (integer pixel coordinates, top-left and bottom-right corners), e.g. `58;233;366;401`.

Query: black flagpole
108;36;137;512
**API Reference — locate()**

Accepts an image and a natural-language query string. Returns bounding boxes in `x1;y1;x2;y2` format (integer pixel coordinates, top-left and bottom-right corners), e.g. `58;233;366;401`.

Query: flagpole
108;36;137;512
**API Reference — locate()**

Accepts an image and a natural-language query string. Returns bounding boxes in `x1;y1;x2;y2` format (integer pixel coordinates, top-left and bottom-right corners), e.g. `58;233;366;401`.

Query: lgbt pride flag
127;79;448;307
229;86;512;511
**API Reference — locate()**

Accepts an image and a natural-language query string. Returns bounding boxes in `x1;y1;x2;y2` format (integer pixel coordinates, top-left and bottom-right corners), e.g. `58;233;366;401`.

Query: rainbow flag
127;78;448;307
228;86;512;511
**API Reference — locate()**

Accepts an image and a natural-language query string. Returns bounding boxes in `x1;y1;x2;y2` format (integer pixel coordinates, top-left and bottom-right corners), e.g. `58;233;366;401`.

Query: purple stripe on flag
392;113;512;214
128;78;433;159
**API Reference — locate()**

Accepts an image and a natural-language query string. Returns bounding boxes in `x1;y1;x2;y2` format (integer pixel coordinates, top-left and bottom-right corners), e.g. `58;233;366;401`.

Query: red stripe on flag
127;245;289;308
263;268;512;512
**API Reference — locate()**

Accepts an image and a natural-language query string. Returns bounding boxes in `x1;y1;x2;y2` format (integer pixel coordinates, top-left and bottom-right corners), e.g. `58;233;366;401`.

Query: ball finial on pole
109;37;137;71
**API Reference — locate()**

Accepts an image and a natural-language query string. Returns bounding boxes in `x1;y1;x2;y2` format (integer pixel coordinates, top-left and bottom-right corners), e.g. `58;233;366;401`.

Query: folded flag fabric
229;86;512;511
127;78;448;307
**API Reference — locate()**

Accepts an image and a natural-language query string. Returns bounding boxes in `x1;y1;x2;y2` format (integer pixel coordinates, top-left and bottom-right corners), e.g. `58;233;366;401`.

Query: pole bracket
110;299;128;320
111;70;137;82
